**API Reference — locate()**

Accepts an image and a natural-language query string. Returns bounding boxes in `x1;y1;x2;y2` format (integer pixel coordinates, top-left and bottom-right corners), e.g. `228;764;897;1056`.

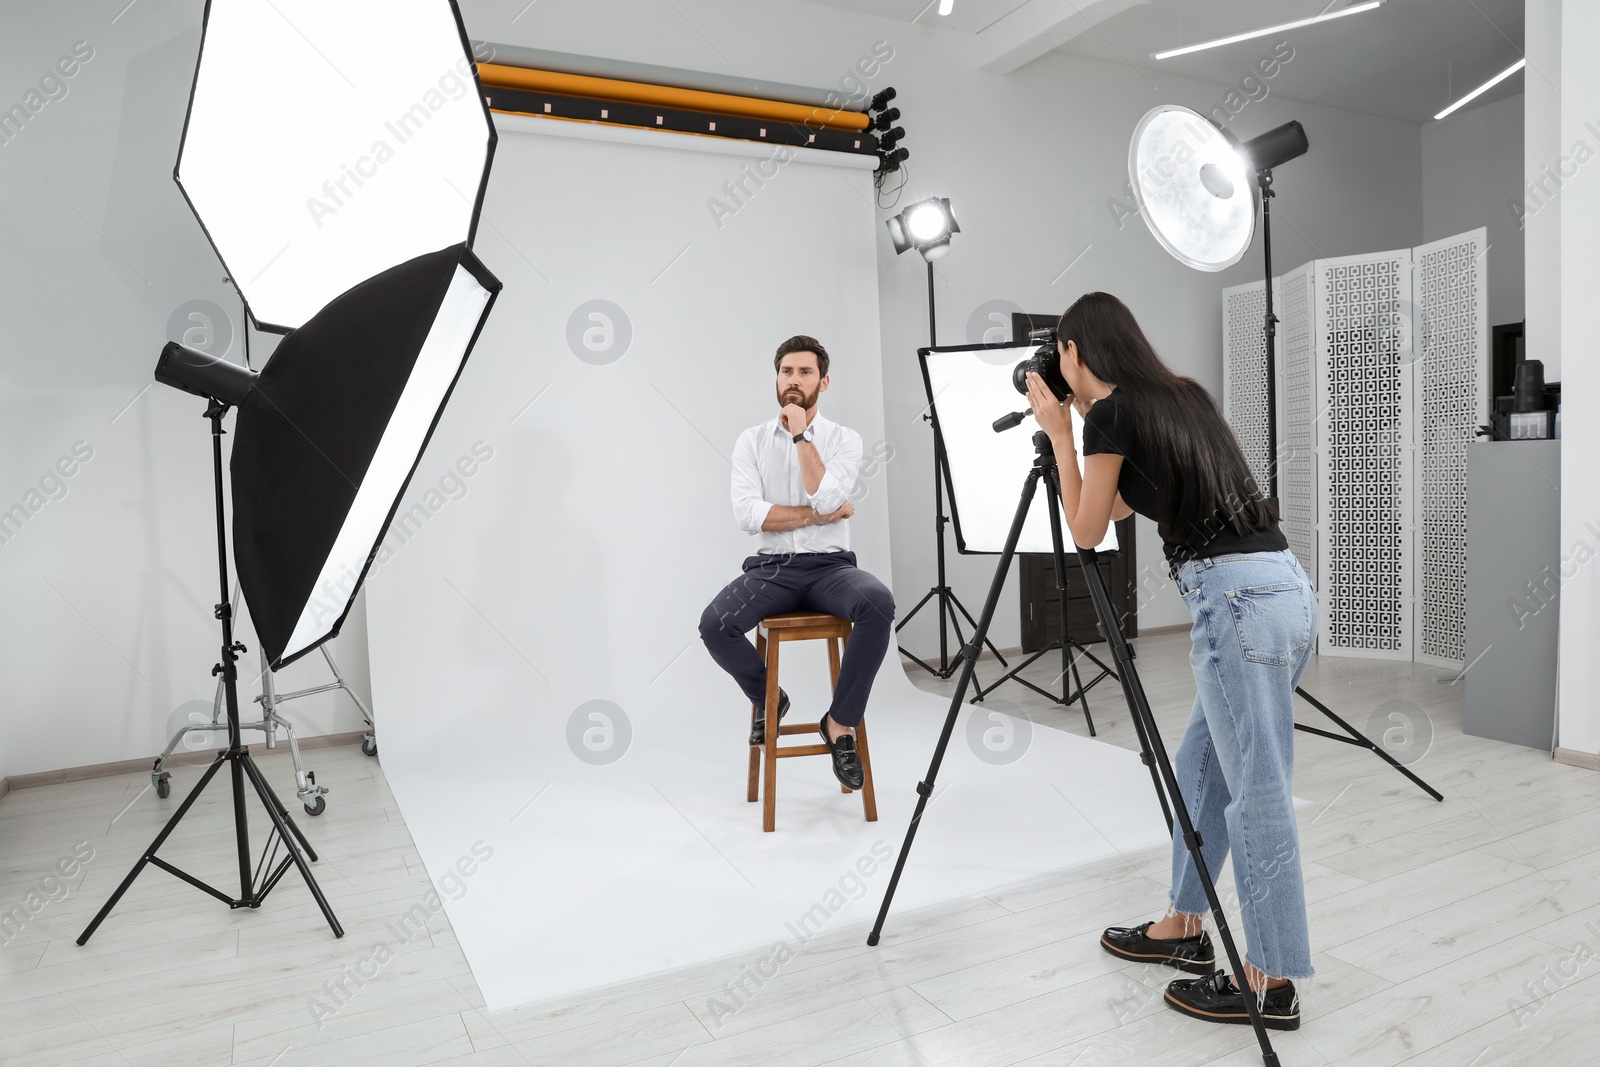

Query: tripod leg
1042;472;1096;736
240;753;343;937
1124;690;1175;836
896;589;948;678
894;588;938;633
1064;643;1096;736
247;755;321;861
1294;687;1444;801
1076;548;1280;1066
78;753;230;945
869;466;1041;946
321;643;376;726
231;753;254;900
946;592;1009;668
941;608;978;689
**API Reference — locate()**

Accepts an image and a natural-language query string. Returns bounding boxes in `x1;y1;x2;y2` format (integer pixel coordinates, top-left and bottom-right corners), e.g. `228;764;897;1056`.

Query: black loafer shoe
749;688;790;746
1100;921;1216;974
1164;972;1300;1031
818;714;865;789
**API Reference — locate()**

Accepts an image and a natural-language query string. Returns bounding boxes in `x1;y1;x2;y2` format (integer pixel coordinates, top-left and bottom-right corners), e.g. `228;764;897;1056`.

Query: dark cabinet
1019;516;1138;652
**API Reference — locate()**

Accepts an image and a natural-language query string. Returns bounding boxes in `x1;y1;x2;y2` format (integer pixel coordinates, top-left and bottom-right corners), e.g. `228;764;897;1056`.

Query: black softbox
232;242;501;668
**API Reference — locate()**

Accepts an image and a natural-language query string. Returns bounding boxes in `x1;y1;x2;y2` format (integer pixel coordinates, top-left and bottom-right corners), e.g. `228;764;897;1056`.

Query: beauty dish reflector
1128;105;1255;273
231;242;501;668
176;0;495;332
919;343;1118;556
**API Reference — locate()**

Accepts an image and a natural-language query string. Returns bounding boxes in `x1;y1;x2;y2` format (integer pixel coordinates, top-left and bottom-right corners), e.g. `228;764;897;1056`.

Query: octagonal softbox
176;0;495;332
232;243;501;668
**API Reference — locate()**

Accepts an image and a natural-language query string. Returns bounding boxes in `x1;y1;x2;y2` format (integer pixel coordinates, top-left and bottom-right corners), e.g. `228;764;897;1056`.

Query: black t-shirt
1080;388;1287;569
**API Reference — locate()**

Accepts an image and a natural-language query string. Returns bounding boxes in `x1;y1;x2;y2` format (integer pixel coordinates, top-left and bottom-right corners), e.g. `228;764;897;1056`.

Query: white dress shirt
730;412;863;554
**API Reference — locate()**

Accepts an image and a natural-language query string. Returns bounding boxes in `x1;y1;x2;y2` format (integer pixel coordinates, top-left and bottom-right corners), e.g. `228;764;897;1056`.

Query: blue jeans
1168;549;1317;980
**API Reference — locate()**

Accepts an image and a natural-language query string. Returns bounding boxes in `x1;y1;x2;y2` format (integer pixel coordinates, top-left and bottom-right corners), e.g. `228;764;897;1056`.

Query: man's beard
777;382;819;411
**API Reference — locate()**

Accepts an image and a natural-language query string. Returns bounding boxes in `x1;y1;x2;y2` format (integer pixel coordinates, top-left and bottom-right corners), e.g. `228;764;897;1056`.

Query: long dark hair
1058;292;1276;545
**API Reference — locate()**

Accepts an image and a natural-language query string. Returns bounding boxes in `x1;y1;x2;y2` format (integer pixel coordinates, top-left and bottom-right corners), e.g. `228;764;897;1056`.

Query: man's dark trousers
699;551;895;728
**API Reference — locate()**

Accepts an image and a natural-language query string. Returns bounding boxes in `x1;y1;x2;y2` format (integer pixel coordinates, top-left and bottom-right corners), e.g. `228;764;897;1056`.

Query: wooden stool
748;611;878;833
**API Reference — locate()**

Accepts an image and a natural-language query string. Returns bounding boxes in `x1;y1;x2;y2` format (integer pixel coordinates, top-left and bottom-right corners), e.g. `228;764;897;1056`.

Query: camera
1011;326;1072;401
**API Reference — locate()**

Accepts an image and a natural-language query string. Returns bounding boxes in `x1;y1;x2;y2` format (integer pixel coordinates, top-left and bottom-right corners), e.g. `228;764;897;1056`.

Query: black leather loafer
1164;972;1300;1031
1100;921;1216;974
749;688;790;746
818;713;864;789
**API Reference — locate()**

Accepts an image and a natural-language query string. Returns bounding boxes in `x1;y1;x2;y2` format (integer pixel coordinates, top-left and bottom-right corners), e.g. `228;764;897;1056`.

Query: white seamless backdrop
366;114;1167;1010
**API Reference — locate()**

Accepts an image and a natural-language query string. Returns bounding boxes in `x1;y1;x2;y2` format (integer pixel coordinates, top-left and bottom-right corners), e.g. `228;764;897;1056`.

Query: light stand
78;397;343;945
889;199;1009;679
867;431;1280;1063
899;277;1011;679
1249;159;1442;803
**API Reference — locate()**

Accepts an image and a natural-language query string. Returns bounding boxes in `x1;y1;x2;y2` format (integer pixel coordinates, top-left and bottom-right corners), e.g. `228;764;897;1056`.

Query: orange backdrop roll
476;63;871;133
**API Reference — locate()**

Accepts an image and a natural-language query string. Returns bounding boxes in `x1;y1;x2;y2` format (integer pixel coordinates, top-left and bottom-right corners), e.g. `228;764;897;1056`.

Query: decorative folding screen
1412;228;1489;667
1220;229;1486;670
1315;247;1416;661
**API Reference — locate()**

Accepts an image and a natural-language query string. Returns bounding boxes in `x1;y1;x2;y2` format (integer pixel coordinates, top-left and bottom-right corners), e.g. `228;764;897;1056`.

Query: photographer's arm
1026;371;1122;547
1057;452;1123;548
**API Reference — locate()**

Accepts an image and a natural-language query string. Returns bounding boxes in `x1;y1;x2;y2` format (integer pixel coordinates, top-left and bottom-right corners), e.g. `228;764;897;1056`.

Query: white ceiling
802;0;1529;124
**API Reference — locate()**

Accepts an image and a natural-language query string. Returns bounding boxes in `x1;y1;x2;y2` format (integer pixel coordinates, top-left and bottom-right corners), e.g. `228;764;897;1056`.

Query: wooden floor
4;634;1599;1066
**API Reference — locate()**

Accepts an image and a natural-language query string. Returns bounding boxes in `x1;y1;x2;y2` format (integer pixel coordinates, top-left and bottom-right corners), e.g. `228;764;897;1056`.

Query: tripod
969;544;1117;736
867;431;1284;1066
1254;168;1442;803
78;398;343;946
896;261;1010;680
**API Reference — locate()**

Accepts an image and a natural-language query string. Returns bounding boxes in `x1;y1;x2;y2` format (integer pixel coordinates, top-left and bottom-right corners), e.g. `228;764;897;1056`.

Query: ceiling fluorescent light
939;0;954;14
1151;1;1385;60
1433;58;1526;120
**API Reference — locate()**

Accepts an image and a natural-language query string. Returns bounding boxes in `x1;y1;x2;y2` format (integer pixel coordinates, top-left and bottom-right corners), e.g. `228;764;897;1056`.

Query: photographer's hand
1026;372;1073;446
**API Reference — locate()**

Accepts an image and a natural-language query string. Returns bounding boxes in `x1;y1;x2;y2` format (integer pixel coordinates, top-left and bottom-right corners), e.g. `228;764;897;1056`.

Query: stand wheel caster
154;771;171;799
304;795;326;816
361;736;377;757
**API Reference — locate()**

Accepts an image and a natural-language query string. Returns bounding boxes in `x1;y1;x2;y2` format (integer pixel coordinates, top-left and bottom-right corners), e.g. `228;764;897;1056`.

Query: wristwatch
792;426;814;444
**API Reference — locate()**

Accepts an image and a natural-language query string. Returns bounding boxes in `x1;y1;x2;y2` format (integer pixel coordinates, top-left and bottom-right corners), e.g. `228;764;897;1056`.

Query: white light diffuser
279;263;493;662
922;344;1118;556
1128;105;1256;273
177;0;494;332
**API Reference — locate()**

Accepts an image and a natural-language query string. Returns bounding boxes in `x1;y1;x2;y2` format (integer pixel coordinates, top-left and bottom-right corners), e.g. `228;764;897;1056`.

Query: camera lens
1012;351;1071;400
1011;357;1036;395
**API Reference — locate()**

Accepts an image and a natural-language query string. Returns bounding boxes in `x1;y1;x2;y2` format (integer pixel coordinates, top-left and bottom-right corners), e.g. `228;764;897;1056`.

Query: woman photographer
1025;291;1316;1032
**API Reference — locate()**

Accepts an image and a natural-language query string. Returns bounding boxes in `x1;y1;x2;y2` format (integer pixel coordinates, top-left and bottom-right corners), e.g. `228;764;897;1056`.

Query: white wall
1422;93;1526;327
1525;0;1562;378
1556;0;1600;759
